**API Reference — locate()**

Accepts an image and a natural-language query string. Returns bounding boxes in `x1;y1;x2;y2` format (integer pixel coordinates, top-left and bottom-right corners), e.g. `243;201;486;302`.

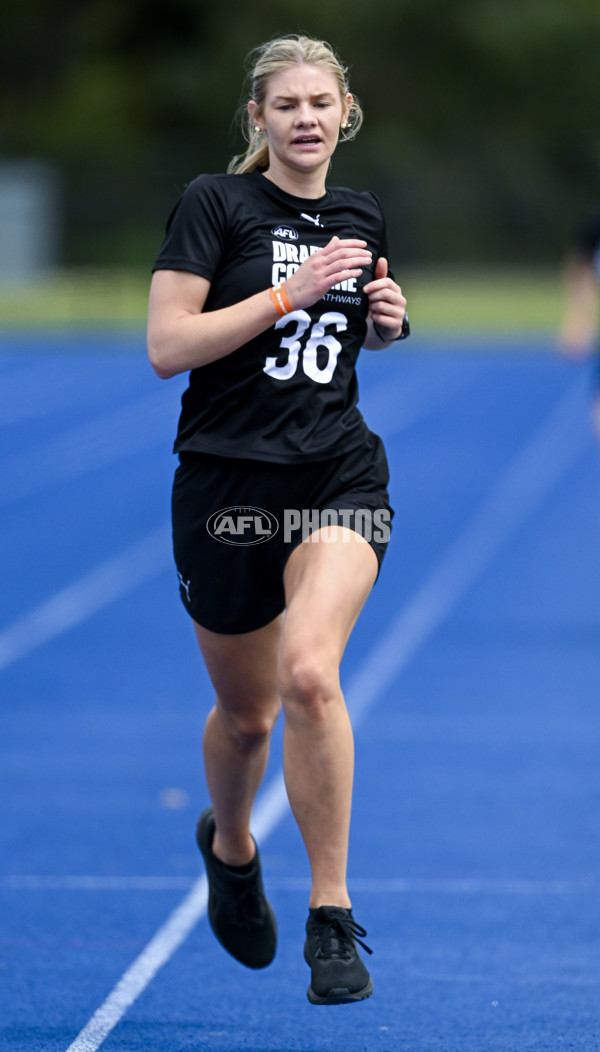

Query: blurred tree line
2;0;599;268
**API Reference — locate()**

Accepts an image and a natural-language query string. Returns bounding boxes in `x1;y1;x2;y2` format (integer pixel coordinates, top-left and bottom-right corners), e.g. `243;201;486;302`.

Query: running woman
147;34;408;1005
559;211;600;441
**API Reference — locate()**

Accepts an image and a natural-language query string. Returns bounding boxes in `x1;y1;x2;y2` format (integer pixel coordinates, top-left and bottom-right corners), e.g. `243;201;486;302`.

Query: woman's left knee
278;650;340;720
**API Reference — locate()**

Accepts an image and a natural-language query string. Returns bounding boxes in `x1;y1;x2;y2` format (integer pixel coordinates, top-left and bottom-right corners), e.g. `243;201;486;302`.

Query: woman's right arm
147;270;282;379
147;237;372;379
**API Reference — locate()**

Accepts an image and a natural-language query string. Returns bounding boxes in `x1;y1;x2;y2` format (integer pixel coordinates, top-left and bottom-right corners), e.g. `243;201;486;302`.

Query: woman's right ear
247;100;260;131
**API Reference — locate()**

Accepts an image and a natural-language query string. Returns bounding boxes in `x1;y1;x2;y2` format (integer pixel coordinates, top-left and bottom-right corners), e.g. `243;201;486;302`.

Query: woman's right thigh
194;615;283;733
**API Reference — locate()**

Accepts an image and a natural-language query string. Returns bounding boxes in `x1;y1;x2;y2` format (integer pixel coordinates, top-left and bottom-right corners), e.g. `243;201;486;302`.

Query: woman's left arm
362;257;407;349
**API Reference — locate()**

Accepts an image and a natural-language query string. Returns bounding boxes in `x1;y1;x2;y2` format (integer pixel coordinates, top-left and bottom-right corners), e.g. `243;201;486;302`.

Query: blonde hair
228;35;363;175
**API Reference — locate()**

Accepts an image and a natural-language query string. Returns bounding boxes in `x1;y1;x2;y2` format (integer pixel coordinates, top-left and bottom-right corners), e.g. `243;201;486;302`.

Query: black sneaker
304;905;374;1004
195;807;277;969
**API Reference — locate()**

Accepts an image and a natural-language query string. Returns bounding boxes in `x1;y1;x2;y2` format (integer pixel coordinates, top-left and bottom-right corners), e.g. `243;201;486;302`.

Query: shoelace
314;914;373;959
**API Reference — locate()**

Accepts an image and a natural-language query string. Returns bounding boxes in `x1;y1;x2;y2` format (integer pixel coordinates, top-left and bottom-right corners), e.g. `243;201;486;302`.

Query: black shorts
171;432;394;634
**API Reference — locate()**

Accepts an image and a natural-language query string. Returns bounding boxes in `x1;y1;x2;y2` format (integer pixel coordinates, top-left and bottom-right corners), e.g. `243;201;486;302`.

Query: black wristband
373;313;411;342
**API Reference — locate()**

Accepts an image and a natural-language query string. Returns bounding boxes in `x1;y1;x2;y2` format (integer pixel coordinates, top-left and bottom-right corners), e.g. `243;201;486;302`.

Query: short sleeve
365;190;394;281
152;175;229;280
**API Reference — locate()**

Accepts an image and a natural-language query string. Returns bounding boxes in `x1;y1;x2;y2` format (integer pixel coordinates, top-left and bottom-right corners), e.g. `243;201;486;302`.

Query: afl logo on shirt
207;506;279;546
271;225;299;241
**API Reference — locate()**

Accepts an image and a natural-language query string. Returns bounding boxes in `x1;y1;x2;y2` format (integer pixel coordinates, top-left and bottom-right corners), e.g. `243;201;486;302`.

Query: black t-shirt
575;213;600;278
152;169;392;462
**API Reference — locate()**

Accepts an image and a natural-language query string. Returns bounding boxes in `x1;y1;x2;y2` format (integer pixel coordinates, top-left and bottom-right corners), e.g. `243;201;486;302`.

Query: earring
341;121;349;129
254;125;261;132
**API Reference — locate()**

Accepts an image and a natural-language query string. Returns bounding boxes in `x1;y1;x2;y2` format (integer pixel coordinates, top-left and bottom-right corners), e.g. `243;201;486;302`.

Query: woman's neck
261;163;326;200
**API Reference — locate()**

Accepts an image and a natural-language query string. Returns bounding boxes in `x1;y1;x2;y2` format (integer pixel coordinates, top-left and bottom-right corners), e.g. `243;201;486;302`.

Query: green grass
0;266;564;336
0;269;150;328
406;268;562;336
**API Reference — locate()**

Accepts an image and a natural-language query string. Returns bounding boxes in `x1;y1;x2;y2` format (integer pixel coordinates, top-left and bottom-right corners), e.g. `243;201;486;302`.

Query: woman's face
249;64;352;186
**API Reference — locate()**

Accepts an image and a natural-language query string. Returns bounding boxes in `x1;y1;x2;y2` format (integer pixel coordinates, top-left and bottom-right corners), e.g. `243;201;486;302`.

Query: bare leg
194;616;282;866
279;526;378;908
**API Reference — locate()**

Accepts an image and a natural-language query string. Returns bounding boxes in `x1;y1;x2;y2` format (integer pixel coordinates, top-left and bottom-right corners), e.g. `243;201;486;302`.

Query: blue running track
1;329;600;1051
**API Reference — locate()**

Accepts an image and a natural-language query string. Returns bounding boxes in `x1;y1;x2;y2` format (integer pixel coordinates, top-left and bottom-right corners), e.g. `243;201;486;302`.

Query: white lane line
358;355;474;439
4;875;595;894
346;373;591;725
269;877;598;895
64;876;209;1052
62;374;589;1052
64;782;284;1052
3;876;197;891
0;389;178;508
0;525;172;672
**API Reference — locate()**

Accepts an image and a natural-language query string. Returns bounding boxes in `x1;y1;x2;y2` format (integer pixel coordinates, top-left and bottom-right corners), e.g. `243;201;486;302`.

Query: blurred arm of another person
558;255;599;359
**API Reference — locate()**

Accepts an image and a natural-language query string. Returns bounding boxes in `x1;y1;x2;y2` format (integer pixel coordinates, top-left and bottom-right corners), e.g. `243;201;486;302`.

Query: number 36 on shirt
264;310;347;385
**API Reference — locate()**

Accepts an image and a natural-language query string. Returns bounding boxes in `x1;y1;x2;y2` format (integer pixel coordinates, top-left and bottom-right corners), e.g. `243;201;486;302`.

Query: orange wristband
269;282;293;317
